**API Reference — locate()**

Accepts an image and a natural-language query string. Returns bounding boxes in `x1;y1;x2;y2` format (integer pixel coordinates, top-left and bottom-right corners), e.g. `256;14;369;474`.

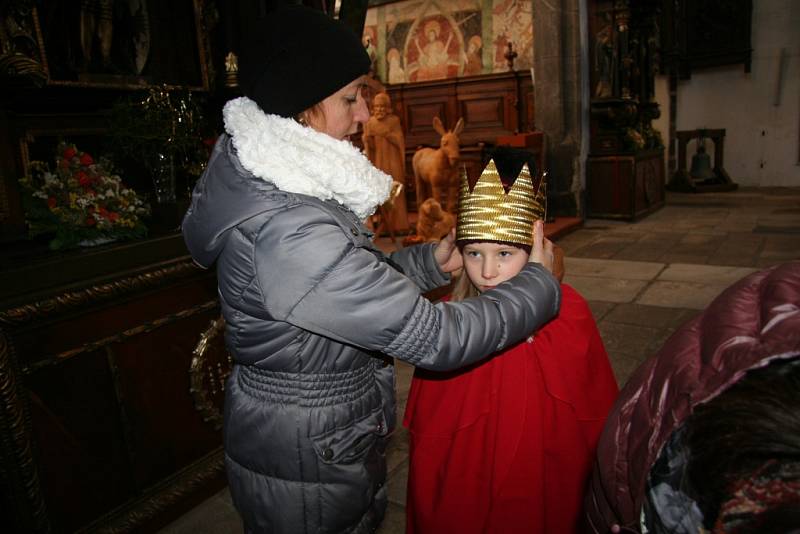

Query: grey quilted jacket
182;129;561;533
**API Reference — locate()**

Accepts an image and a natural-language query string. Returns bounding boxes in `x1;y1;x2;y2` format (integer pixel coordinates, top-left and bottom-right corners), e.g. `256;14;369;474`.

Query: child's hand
434;228;463;274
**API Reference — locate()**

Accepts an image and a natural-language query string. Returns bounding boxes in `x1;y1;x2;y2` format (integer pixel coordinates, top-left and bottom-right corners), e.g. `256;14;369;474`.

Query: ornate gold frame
189;316;231;431
32;0;210;91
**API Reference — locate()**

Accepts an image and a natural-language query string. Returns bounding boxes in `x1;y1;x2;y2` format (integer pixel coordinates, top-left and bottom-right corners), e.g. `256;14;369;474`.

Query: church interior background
0;0;797;532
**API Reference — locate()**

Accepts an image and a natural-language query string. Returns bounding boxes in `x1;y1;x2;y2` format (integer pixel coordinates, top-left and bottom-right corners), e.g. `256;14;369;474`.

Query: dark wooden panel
459;96;505;129
28;348;134;532
387;71;533;151
587;156;635;218
587;150;664;220
114;311;222;490
406;101;449;139
0;236;226;533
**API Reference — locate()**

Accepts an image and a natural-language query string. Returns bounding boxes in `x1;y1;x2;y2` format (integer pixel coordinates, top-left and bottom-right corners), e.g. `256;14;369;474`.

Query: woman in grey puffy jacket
182;5;561;533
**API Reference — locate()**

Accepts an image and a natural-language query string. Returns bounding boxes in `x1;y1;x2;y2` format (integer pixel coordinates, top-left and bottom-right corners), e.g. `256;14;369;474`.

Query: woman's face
462;242;529;292
308;76;370;140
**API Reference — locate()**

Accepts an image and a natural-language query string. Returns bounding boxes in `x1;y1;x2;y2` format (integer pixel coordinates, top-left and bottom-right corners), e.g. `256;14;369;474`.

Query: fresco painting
364;0;531;84
405;15;462;81
491;0;533;72
363;24;379;75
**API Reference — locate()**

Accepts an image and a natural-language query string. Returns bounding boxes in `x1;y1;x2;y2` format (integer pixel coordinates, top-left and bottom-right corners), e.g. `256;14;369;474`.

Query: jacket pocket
310;405;388;465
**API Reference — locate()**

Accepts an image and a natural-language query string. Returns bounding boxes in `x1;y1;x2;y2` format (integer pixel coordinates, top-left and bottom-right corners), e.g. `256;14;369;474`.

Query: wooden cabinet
0;234;227;533
385;71;535;211
587;149;665;220
388;71;534;150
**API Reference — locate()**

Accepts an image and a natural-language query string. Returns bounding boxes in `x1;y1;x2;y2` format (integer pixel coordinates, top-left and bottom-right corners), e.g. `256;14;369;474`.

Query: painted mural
491;0;533;72
364;0;533;85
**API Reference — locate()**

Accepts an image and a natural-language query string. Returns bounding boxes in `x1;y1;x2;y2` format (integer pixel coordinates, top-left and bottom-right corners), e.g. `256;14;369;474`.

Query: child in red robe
404;150;619;533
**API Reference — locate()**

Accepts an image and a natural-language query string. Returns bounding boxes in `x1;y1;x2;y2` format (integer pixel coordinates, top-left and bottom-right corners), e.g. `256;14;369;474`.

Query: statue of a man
363;92;409;232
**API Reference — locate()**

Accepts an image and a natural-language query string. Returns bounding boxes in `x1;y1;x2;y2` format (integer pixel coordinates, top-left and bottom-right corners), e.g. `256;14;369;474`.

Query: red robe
404;284;619;533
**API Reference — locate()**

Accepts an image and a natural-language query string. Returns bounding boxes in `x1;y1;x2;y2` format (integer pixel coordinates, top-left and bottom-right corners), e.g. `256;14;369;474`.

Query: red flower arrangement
19;142;150;250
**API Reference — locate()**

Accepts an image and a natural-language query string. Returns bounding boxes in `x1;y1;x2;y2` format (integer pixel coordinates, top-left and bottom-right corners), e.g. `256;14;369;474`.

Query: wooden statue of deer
412;116;464;214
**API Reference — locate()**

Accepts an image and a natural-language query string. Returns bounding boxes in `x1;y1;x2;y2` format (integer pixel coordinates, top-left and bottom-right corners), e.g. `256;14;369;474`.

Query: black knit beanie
238;4;371;118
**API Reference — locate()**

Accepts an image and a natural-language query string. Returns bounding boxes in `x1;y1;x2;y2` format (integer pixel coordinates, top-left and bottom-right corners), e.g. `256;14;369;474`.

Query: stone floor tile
394;360;414;404
604;228;650;237
596;321;658;360
760;235;800;258
583;219;631;229
659;253;711;265
565;257;664;280
688;226;728;236
669;234;724;256
595;322;663;384
386;460;409;507
755;258;798;269
636;281;729;310
639;232;685;244
554;229;606;253
386;428;409;475
677;233;724;246
610;352;651;388
725;230;767;241
159;489;242;534
614;247;671;262
603;303;698;330
377;502;406;534
657;264;757;285
704;254;760;268
586;300;616;322
570;236;641;259
562;275;648;303
715;236;765;257
716;221;758;233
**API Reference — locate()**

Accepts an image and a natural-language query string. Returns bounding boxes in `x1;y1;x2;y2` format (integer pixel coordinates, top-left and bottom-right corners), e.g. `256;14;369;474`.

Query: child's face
462;242;529;292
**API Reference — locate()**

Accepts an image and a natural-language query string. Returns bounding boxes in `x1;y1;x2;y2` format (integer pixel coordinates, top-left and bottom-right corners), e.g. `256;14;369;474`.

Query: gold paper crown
456;159;546;247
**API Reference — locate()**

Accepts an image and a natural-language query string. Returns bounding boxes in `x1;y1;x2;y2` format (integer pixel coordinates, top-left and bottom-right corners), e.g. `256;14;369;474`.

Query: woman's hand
434;228;463;274
528;220;555;273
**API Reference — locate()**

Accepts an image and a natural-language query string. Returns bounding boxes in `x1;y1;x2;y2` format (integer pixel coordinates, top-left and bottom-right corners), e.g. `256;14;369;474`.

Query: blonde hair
450;269;480;302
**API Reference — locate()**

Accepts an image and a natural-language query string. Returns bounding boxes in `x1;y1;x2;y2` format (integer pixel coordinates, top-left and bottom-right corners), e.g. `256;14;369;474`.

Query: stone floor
158;187;800;534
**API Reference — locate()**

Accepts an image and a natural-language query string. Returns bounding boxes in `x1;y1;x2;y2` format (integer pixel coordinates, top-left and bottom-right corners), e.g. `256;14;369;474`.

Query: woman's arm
254;207;561;372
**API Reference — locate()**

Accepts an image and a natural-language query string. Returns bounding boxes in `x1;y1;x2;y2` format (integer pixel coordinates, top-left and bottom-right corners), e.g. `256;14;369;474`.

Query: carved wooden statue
412;116;464;214
415;198;455;242
363;92;409;232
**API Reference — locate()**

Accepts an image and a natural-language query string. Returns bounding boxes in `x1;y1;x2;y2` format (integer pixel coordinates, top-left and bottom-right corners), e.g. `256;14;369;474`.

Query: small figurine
363;92;409;232
416;198;455;243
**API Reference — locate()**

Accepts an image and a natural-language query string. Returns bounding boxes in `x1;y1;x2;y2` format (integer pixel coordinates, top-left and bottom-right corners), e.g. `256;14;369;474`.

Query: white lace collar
223;96;392;219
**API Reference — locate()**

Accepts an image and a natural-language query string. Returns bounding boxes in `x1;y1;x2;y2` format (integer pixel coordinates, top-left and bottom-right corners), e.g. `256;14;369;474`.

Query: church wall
363;0;533;85
653;74;671;181
675;0;800;186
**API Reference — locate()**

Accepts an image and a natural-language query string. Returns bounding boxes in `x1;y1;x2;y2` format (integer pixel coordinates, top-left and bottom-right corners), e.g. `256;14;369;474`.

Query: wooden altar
586;0;665;221
0;235;227;533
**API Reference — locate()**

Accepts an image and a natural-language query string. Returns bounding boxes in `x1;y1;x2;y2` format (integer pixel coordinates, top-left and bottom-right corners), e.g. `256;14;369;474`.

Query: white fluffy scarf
223;96;392;219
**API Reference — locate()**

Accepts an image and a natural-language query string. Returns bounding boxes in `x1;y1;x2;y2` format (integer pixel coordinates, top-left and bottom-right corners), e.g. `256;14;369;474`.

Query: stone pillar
532;0;584;216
